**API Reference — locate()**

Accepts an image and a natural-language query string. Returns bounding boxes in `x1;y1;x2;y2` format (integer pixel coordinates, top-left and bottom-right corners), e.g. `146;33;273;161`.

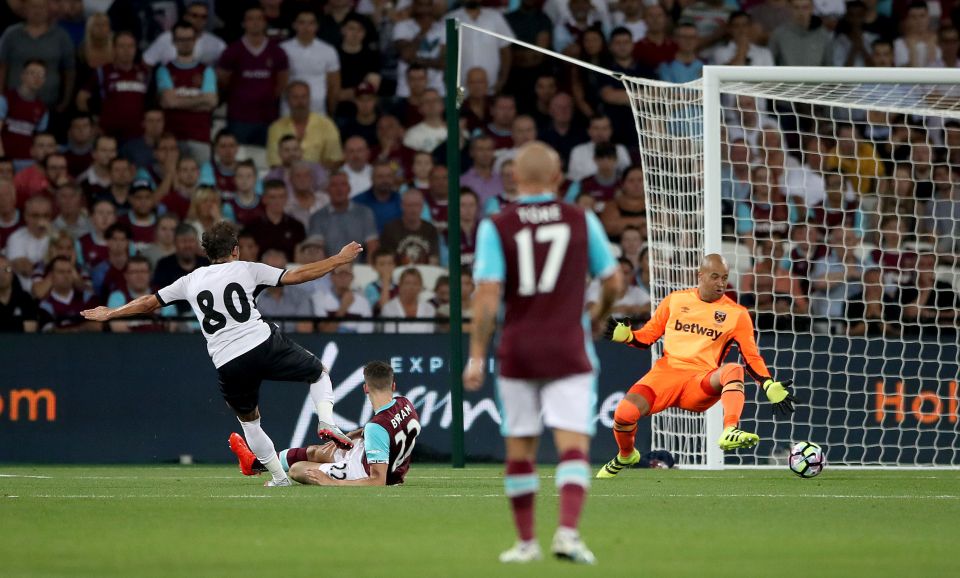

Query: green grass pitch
2;465;958;577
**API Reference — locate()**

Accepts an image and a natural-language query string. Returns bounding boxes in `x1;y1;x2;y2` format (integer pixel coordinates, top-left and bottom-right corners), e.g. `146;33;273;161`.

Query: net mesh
624;76;960;467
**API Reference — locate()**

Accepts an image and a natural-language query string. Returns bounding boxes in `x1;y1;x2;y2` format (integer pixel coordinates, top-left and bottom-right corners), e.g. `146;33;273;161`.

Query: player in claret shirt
229;361;420;487
597;254;799;479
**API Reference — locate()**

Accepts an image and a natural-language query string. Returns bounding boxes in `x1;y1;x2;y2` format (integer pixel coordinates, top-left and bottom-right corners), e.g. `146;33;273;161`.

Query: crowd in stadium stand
0;0;957;336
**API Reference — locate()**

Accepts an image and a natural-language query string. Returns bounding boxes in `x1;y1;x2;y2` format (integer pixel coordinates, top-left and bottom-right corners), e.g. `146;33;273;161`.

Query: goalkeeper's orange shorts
628;360;719;415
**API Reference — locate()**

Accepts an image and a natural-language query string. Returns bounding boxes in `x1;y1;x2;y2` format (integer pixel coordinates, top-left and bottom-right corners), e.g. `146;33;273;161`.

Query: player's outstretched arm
280;241;363;286
82;294;161;322
293;462;388;486
463;281;500;391
733;310;799;415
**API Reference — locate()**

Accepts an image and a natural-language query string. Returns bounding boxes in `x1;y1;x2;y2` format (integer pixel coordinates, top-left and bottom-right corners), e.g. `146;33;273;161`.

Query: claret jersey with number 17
155;261;285;368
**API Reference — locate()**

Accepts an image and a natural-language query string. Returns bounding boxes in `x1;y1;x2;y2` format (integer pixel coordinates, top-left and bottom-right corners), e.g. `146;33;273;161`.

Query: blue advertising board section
1;334;956;464
0;334;650;464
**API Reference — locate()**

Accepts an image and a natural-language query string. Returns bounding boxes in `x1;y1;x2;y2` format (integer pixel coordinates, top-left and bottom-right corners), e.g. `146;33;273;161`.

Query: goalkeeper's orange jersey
630;288;772;382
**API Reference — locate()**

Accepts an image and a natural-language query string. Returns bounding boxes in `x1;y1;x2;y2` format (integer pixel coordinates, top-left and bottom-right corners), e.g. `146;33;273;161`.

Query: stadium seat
351;264;378;292
394;265;447;291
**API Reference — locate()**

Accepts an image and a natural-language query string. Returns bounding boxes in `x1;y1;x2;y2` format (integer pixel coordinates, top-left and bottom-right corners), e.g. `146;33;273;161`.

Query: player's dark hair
363;361;394;391
202;221;239;262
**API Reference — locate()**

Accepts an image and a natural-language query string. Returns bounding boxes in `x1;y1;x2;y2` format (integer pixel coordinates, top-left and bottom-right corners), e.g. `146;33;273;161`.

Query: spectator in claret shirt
15;152;68;210
200;129;240;194
244;179;305;261
461;68;492;135
371;115;415;178
123;182;159;248
0;61;49;169
633;4;677;71
76;31;151;144
217;6;290;147
91;223;131;302
38;256;100;333
61;114;94;177
157;20;218;165
223;160;264;228
77;198;116;270
78;135;117;203
12;133;56;207
159;156;201;220
389;65;428;129
576;142;621;210
484;94;516;151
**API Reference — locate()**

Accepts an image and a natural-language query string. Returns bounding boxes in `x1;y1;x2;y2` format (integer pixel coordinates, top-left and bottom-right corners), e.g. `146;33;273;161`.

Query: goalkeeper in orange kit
597;254;798;478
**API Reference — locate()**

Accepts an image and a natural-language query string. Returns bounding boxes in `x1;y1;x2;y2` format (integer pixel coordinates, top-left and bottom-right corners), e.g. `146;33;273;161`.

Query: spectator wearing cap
402;89;447;154
0;253;38;333
460;135;501;206
37;256;99;334
256;248;315;334
122;181;159;246
77;31;152;144
245;179;306;261
0;60;49;167
393;0;447;99
91;223;131;302
6;195;52;291
338;81;380;147
267;81;344;171
100;157;134;217
0;1;75;115
341;136;373;197
313;261;375;334
52;182;90;241
354;160;403;233
447;1;515;94
199;129;241;195
769;0;834;66
77;199;116;270
152;223;209;308
285;161;331;229
143;2;226;67
62;114;95;178
379;189;440;266
713;12;775;66
281;10;340;117
309;172;379;261
223;160;264;228
156;20;218;164
217;6;289;147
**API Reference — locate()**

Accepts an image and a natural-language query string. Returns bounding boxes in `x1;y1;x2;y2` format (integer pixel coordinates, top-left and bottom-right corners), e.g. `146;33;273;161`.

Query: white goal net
623;69;960;467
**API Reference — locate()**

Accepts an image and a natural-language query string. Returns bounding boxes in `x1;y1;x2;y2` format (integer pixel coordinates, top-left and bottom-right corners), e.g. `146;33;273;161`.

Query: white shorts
316;439;371;482
496;372;597;437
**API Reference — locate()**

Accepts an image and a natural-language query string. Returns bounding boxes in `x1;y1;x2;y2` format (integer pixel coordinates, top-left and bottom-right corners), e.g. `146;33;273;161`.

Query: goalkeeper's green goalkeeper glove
604;317;634;344
762;378;798;415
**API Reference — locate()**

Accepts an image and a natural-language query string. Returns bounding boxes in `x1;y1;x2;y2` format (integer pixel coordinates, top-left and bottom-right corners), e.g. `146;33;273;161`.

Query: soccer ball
788;442;825;478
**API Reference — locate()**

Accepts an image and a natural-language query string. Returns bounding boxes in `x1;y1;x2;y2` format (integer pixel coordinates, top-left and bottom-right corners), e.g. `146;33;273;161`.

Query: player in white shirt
82;222;364;487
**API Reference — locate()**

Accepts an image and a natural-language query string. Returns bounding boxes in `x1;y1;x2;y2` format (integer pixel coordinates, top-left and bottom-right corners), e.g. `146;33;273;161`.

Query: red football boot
228;432;262;476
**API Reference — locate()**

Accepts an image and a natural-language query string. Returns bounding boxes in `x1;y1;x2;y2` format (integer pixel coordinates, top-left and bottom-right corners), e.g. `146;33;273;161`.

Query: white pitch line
0;474;52;479
12;493;959;500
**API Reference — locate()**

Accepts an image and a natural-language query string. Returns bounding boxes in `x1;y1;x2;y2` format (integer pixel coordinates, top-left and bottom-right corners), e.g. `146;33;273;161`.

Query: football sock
278;447;309;472
721;384;746;428
504;460;538;542
309;373;335;424
239;418;286;482
613;400;642;457
556;449;590;530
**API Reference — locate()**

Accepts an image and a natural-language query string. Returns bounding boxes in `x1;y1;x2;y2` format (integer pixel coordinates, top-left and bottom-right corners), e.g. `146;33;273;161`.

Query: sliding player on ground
229;360;420;486
82;222;363;487
464;142;623;565
597;254;798;478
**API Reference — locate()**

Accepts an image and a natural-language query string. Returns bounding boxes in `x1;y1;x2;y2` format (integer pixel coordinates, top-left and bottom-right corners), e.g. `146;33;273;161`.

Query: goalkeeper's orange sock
613;400;642;457
721;385;745;428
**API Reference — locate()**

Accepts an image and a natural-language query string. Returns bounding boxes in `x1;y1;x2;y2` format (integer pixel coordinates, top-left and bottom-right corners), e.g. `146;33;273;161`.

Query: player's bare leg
711;365;760;451
597;392;649;478
499;435;543;563
235;407;291;486
551;429;596;565
309;371;353;449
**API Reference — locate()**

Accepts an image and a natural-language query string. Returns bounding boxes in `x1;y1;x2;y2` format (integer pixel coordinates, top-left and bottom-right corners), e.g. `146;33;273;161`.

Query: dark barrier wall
1;334;956;464
0;334;651;464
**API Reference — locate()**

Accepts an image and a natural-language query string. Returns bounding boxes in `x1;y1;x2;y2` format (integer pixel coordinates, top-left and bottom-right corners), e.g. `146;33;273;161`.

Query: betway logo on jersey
674;319;724;341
